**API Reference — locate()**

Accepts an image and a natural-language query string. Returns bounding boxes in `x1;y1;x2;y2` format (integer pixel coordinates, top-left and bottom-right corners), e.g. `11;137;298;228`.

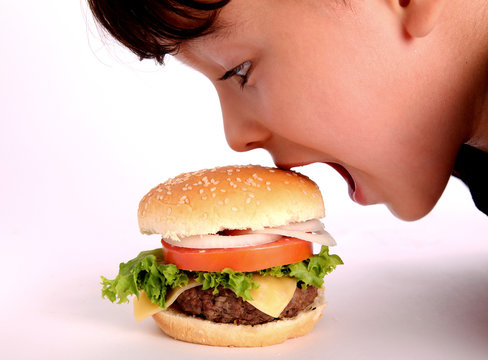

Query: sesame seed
199;189;204;194
179;195;189;204
231;207;238;212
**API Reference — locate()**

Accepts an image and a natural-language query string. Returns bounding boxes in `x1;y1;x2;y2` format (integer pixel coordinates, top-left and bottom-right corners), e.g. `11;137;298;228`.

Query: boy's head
89;0;485;220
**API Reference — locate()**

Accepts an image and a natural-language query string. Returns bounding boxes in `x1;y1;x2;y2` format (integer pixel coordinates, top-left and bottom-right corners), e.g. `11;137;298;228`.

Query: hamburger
101;165;342;347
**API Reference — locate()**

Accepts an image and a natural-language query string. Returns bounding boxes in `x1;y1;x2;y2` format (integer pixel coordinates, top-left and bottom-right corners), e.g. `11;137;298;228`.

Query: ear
400;0;446;38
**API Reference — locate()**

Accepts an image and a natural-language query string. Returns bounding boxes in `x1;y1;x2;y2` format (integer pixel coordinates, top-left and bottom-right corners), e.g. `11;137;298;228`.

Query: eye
219;61;252;89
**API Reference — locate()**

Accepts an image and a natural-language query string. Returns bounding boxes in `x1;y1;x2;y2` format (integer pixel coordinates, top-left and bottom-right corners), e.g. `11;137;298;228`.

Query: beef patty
173;284;318;325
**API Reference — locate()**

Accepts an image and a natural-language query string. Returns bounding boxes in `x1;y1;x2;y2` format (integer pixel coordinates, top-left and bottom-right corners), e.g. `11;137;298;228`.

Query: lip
277;161;366;205
325;163;365;204
275;161;313;170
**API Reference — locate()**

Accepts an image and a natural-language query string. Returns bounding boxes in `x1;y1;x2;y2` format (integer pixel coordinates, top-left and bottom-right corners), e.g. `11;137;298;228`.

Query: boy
88;0;488;220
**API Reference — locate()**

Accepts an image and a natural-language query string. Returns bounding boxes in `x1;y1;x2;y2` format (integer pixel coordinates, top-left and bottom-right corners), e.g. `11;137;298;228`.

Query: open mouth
326;163;356;197
276;161;360;203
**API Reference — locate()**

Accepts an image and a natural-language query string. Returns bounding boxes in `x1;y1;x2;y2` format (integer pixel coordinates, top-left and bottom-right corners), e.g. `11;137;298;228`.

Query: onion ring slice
163;233;282;249
163;219;336;249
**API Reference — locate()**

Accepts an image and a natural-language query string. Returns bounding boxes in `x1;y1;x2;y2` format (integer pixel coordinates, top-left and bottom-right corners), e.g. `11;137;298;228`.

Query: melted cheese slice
133;276;297;321
247;275;297;318
133;280;201;322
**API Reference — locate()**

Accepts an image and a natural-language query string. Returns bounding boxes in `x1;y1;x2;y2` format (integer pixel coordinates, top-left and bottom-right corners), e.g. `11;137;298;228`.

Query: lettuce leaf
195;269;259;300
259;246;343;288
101;246;342;307
101;249;190;308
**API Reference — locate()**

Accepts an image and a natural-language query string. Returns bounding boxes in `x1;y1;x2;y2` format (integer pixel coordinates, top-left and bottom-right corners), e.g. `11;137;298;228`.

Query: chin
386;200;437;221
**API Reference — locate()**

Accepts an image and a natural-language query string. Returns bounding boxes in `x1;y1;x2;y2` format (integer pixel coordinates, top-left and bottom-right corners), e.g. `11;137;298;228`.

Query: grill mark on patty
173;284;318;325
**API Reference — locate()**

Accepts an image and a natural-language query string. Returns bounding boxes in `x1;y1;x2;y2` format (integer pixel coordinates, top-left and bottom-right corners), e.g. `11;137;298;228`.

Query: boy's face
177;0;466;220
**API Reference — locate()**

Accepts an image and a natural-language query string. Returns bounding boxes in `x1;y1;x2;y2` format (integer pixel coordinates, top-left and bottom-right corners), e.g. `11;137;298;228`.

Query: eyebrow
175;18;233;64
175;15;249;76
176;22;236;70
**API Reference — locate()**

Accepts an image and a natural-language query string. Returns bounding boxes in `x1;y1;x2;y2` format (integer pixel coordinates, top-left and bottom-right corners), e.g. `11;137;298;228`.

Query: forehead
176;2;258;69
175;0;333;73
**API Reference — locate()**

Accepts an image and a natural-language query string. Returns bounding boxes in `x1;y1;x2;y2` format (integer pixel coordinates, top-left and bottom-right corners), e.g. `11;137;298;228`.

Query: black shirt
452;144;488;215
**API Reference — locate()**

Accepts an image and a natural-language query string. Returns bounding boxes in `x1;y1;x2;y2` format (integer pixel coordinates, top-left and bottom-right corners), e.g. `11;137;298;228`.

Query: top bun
138;165;324;239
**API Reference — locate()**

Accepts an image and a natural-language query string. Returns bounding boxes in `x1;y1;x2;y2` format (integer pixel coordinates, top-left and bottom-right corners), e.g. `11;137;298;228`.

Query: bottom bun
152;289;327;347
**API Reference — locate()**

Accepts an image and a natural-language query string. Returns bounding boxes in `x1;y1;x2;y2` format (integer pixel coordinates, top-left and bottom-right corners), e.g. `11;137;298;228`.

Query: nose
223;118;271;152
219;95;271;153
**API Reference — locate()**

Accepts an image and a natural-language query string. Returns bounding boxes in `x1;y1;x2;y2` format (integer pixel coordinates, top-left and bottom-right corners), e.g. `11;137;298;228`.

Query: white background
1;2;487;359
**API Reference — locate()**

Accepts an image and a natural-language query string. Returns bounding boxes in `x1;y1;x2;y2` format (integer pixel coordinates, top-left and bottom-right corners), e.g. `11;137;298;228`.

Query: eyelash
219;61;252;89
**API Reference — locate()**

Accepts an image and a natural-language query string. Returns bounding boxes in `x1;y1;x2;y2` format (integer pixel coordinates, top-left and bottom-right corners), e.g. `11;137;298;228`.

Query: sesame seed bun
152;288;327;347
138;165;325;239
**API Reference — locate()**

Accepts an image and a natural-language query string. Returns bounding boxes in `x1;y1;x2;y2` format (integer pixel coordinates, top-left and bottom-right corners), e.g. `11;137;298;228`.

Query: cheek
255;44;402;160
256;64;397;163
257;60;455;219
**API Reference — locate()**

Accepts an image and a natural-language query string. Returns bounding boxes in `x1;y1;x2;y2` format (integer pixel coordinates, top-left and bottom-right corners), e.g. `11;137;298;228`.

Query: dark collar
453;144;488;215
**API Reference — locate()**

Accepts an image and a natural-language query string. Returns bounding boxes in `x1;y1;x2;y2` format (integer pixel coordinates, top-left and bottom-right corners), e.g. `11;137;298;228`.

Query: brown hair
88;0;230;64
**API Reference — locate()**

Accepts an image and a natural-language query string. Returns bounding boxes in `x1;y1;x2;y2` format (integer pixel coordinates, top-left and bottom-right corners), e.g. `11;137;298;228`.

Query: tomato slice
161;237;313;272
